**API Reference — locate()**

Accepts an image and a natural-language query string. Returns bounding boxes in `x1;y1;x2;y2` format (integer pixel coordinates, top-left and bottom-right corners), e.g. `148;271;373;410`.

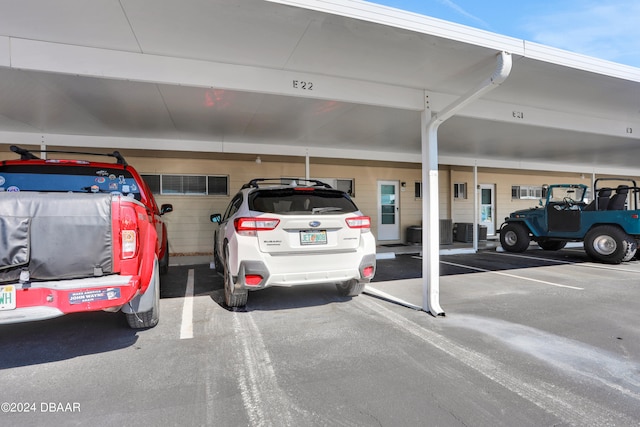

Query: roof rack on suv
241;178;333;189
10;145;128;166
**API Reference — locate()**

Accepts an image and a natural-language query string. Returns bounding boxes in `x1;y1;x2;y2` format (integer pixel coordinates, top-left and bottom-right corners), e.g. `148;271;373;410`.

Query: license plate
300;230;327;245
0;285;16;311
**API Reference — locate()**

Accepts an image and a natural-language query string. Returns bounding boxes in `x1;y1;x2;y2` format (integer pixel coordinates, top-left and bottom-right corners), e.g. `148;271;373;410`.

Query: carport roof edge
267;0;640;83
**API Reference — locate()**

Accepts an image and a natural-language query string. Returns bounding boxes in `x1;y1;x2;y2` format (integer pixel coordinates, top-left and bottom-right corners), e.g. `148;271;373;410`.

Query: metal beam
9;38;637;141
8;38;424;111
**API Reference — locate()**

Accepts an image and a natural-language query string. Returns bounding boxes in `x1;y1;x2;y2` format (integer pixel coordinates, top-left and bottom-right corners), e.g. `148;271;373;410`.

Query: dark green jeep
499;179;640;264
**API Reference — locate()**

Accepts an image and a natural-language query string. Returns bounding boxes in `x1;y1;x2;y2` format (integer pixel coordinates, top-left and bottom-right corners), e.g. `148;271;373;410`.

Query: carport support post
421;107;445;316
421;51;512;316
473;164;478;252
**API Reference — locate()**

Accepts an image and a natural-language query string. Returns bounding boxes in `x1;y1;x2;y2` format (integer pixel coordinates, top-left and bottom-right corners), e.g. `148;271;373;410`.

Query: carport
0;0;639;315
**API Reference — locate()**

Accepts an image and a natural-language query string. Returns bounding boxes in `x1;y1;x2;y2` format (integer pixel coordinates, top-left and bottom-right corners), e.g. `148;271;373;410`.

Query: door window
380;185;396;225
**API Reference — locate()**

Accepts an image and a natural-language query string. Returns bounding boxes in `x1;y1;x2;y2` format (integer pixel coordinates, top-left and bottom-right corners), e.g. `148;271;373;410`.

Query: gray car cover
0;192;113;283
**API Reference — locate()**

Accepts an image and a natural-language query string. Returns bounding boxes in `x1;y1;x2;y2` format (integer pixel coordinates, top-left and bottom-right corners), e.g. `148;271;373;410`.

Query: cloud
437;0;492;30
523;1;640;66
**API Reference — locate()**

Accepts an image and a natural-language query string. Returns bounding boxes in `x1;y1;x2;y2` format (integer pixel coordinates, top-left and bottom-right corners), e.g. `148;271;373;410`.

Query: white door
479;184;495;235
378;181;400;241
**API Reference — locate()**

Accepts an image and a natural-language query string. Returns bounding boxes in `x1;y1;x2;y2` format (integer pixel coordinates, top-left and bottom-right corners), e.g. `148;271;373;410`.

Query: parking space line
440;260;584;290
180;269;195;340
492;252;640;274
232;312;295;425
490;252;575;265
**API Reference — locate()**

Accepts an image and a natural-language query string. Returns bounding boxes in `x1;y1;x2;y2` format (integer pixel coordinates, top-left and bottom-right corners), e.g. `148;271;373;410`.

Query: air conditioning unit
453;223;473;243
440;219;453;244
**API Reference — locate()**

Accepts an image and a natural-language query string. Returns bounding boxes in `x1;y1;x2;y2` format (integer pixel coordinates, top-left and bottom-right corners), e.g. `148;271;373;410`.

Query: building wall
130;155;309;255
133;156;426;254
3;144;639;255
446;166;640;236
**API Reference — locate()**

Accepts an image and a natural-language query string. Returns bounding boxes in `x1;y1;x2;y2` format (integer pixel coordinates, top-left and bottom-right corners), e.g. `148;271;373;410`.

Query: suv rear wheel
126;258;160;329
213;234;224;274
159;241;170;275
336;279;365;297
223;244;248;307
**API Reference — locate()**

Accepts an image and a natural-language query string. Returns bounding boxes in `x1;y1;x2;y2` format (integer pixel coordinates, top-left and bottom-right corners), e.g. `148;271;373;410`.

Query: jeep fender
500;220;538;237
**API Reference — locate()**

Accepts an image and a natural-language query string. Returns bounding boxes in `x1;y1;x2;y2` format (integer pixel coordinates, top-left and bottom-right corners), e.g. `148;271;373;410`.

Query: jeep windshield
548;185;587;203
249;188;359;214
0;164;141;198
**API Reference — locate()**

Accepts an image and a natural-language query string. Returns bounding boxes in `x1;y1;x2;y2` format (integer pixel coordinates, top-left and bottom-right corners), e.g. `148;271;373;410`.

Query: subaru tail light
234;217;280;236
346;216;371;230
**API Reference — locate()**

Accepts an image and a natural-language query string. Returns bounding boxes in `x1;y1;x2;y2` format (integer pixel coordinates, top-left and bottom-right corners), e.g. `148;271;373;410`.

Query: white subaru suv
210;179;376;307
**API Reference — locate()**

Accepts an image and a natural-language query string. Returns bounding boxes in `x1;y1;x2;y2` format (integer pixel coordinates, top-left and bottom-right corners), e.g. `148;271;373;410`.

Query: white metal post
473;164;478;252
421;106;445;316
421;52;512;316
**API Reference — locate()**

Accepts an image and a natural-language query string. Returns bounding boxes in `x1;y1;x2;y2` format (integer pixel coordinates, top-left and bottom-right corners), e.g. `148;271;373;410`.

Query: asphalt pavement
2;246;640;426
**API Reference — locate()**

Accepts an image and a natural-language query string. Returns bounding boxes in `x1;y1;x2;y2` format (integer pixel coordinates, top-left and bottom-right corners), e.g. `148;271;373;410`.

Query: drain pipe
305;149;310;180
422;51;512;316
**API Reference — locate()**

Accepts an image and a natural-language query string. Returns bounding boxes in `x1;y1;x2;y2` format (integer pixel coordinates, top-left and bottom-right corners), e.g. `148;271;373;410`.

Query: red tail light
346;216;371;229
245;275;263;286
120;205;139;259
362;265;375;279
234;217;280;236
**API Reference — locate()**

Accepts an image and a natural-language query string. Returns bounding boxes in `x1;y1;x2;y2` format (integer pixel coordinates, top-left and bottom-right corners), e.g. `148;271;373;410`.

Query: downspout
422;51;512;316
473;163;478;252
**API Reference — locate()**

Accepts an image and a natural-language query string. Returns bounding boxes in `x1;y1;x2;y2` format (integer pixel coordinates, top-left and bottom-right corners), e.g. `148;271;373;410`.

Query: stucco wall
3;144;639;255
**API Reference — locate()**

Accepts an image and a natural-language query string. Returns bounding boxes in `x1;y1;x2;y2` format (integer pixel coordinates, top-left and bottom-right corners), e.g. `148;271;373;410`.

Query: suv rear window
249;188;358;214
0;165;140;198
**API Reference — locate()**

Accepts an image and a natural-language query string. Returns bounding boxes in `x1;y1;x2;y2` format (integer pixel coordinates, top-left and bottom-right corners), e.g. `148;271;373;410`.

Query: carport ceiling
0;0;639;173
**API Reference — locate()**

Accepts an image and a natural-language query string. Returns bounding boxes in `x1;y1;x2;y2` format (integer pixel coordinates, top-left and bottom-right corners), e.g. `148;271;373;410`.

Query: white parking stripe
440;260;584;290
490;252;575;265
180;269;195;339
232;312;297;426
492;252;640;274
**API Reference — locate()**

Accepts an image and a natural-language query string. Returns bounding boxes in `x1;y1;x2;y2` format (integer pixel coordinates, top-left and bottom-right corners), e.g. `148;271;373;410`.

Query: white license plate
300;230;327;245
0;285;16;311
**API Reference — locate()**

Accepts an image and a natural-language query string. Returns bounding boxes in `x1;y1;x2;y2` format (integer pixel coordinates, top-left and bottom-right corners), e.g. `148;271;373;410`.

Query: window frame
511;185;543;200
286;177;356;197
453;182;467;200
141;174;229;196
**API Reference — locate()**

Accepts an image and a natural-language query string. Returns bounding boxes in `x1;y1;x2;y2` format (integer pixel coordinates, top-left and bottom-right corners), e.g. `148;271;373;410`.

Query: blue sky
368;0;640;68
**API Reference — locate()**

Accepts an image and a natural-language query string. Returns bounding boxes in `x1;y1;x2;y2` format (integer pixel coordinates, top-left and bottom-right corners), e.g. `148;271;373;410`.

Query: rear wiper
312;207;343;214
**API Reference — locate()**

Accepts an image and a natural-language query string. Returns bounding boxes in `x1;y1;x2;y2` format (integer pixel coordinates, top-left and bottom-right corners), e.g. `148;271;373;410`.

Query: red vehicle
0;146;172;328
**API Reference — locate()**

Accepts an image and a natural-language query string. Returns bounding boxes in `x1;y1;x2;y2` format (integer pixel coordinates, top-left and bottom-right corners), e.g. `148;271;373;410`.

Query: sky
368;0;640;68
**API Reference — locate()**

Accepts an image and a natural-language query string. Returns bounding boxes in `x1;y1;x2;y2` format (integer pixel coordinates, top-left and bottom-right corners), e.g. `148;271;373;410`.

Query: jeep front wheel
499;223;530;252
584;225;635;264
